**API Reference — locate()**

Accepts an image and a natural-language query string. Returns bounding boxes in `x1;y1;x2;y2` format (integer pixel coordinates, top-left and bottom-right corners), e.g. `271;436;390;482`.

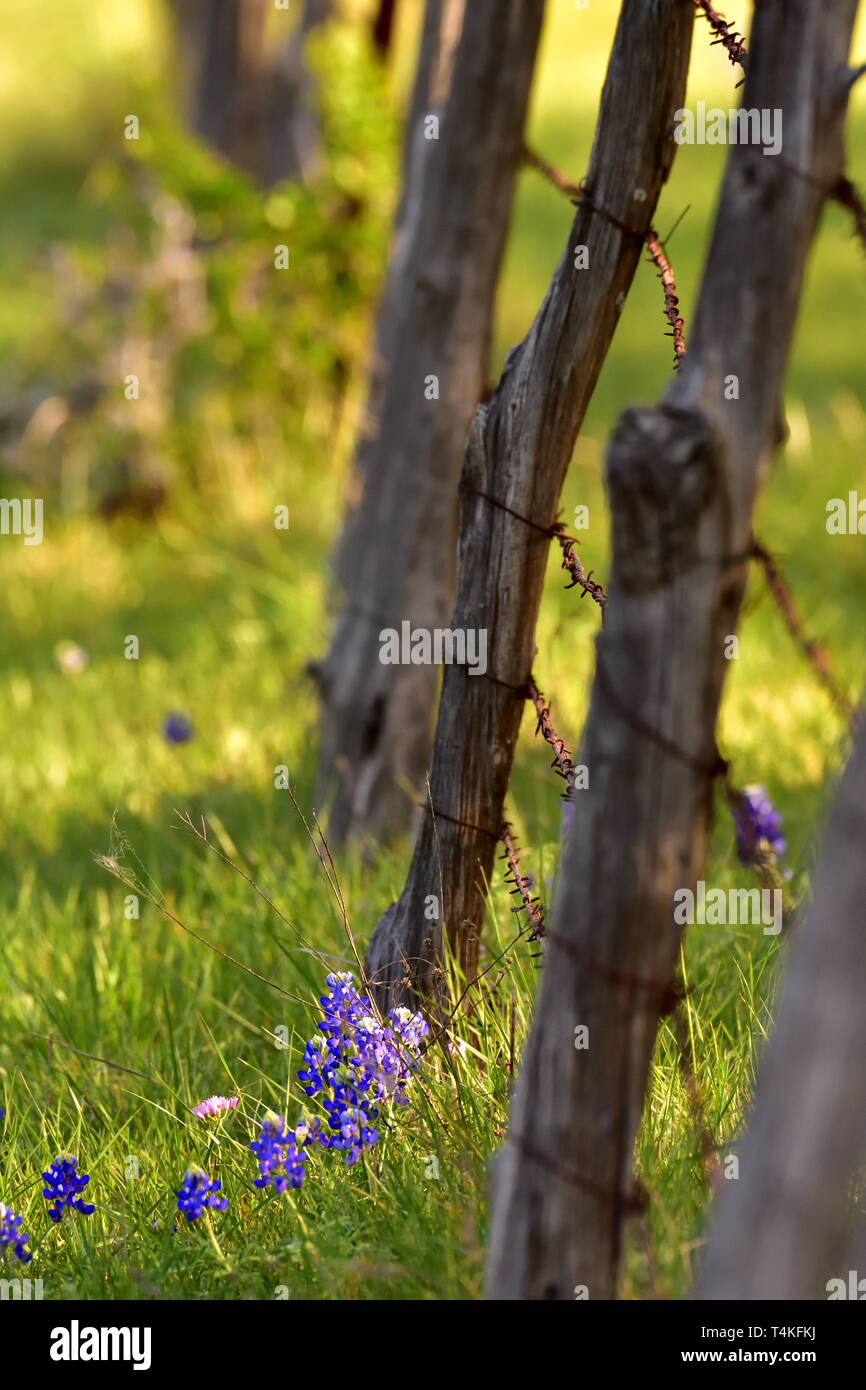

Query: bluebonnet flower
163;712;193;744
333;1106;378;1167
42;1155;95;1223
389;1005;429;1056
176;1166;228;1222
0;1202;32;1264
250;1110;322;1193
292;973;428;1174
732;785;787;867
252;974;428;1195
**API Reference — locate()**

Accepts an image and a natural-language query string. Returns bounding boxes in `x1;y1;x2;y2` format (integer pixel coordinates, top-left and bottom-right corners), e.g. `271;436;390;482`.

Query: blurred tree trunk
698;714;866;1300
260;0;334;184
312;0;545;845
485;0;860;1301
169;0;333;184
364;0;694;1008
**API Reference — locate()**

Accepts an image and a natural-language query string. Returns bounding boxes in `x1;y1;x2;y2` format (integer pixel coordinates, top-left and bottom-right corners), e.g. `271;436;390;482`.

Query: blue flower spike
42;1154;95;1224
732;785;787;868
0;1203;32;1264
176;1165;228;1223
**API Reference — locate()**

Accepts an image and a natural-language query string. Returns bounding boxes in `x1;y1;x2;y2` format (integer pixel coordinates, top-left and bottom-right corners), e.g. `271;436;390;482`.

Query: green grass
1;0;864;1299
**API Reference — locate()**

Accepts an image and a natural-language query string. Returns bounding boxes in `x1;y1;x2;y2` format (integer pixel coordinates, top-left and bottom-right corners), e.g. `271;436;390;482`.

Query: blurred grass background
0;0;864;1299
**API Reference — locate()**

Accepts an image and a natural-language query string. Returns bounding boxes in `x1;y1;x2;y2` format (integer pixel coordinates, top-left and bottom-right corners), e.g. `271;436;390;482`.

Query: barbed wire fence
445;7;864;1271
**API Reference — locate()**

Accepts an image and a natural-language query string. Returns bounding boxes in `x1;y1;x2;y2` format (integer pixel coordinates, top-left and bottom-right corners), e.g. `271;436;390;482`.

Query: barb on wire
692;0;747;74
750;535;858;727
644;230;686;367
551;524;607;608
500;822;546;942
528;675;575;800
831;174;866;254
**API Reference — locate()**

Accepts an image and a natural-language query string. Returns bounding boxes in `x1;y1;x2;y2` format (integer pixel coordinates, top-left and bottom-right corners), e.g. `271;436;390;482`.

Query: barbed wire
460;481;608;610
690;2;866;250
692;0;748;75
500;822;546;942
528;675;576;799
644;230;686;367
520;142;581;199
521;143;688;369
750;534;859;728
551;523;608;608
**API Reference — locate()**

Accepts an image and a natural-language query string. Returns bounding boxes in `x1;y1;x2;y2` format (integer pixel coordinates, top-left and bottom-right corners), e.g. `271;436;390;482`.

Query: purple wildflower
252;974;428;1194
250;1111;320;1193
42;1155;95;1223
176;1166;228;1222
296;973;428;1166
163;712;193;744
335;1106;377;1167
0;1203;32;1264
732;785;787;867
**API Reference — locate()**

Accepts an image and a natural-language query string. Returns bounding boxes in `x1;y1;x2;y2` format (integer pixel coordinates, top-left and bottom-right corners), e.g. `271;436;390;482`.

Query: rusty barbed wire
520;142;582;200
692;0;747;74
461;481;555;537
692;1;866;246
644;230;686;367
750;535;858;728
527;675;575;800
767;153;866;254
461;480;609;611
551;523;608;608
500;822;546;941
691;2;865;249
522;144;689;373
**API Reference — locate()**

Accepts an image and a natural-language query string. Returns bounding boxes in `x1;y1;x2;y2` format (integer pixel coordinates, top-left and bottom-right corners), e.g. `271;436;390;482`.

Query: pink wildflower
192;1095;238;1121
